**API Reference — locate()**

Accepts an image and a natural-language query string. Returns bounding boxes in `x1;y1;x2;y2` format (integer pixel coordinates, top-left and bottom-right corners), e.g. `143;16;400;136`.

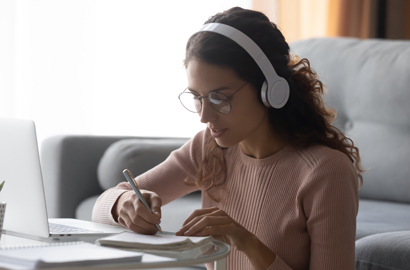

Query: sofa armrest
40;135;137;218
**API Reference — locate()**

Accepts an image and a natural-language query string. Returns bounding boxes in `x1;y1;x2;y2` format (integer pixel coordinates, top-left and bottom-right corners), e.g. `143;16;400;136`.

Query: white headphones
197;23;290;109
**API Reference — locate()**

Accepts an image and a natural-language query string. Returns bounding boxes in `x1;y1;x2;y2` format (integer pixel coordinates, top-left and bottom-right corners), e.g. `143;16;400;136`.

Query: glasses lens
179;92;201;113
209;92;230;114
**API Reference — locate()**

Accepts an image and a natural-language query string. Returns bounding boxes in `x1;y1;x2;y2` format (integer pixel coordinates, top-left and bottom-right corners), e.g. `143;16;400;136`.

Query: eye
209;92;227;104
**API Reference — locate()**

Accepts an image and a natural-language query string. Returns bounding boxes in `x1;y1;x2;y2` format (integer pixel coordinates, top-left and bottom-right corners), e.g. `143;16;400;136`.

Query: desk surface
0;234;230;270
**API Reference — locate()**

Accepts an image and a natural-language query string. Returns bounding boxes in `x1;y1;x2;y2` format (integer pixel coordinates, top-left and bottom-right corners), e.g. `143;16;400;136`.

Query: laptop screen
0;118;50;238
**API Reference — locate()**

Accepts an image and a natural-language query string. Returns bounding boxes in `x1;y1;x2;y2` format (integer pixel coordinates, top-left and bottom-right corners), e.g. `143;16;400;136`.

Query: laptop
0;118;129;242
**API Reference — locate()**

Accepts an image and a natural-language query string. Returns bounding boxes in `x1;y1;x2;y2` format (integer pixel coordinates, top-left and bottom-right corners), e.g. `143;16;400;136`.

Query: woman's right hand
113;190;162;235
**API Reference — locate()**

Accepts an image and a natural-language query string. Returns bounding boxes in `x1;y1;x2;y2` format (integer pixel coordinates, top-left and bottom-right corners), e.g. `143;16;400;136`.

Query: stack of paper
96;232;214;252
0;241;143;269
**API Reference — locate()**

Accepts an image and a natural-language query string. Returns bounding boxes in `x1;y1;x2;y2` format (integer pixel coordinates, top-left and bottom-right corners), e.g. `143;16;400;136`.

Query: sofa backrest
97;138;188;191
290;38;410;203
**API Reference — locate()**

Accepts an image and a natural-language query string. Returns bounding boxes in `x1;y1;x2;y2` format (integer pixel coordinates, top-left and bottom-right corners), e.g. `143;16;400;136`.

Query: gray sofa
40;37;410;270
40;135;199;232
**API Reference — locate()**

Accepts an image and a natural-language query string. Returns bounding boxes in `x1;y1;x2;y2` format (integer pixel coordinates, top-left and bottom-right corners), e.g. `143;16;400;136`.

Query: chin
215;137;237;148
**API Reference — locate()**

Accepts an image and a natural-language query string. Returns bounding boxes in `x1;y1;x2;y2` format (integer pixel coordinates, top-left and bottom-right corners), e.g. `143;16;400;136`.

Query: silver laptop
0;118;128;242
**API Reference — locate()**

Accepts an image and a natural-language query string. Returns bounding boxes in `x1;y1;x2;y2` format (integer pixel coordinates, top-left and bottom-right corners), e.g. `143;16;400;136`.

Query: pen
122;169;163;234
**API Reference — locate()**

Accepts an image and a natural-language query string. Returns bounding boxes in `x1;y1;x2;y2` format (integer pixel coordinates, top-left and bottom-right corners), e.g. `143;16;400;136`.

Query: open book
0;241;143;269
96;232;214;252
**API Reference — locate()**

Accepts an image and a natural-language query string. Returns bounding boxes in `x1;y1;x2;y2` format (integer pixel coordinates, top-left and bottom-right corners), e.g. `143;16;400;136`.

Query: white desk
0;234;230;270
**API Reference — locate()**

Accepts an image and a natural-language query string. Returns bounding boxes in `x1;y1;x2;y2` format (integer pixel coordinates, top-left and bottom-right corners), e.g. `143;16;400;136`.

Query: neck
239;114;288;159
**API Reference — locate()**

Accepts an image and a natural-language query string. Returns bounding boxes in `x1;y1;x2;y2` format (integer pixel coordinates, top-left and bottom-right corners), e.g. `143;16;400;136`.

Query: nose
199;98;217;124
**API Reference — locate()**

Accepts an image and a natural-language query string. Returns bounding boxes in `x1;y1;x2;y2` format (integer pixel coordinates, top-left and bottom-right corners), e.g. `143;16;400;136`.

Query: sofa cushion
350;122;410;203
97;138;188;191
290;38;410;203
76;195;100;221
357;199;410;240
356;231;410;270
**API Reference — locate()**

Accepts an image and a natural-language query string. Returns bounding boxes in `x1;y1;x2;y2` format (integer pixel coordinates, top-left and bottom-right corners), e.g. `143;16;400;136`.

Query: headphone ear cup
261;79;290;109
268;78;290;109
260;81;271;108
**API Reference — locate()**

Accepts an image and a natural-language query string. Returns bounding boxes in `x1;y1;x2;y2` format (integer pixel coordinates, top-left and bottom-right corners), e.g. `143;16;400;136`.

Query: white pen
122;169;163;233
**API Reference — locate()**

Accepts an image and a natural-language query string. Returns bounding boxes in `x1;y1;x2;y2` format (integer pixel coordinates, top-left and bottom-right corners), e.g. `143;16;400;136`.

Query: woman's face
186;59;269;148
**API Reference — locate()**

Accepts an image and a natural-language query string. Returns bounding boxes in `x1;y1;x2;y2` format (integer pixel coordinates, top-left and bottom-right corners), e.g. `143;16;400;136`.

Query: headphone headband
196;23;289;109
198;23;281;87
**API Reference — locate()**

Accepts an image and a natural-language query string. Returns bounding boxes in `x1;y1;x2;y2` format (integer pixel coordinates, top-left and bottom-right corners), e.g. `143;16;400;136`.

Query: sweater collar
237;144;293;167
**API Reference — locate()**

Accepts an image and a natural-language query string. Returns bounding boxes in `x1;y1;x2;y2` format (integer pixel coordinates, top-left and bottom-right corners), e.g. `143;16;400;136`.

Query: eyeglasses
178;82;248;114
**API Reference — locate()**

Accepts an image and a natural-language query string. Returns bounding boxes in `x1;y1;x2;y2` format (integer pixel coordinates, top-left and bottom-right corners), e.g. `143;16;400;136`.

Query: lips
210;128;227;138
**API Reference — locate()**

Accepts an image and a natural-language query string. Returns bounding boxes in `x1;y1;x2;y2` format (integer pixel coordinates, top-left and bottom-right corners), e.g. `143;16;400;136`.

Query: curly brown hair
184;7;364;201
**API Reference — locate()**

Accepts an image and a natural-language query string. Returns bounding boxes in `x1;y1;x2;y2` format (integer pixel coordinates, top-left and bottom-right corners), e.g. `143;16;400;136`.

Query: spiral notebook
0;241;143;269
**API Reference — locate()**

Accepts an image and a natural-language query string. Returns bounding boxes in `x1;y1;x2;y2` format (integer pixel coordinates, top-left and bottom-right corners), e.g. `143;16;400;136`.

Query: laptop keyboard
49;222;101;234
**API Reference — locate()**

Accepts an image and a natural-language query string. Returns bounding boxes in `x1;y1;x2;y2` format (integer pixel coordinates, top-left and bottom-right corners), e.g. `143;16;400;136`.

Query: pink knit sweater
93;129;359;270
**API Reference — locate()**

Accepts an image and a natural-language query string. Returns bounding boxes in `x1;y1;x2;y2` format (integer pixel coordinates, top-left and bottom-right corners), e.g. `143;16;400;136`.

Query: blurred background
0;0;409;145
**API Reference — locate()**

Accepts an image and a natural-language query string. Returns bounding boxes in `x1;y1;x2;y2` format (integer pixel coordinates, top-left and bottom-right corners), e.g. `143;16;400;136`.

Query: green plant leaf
0;181;4;192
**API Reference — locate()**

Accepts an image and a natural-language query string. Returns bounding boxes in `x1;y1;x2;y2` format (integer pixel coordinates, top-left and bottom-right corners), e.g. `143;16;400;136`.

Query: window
0;0;251;145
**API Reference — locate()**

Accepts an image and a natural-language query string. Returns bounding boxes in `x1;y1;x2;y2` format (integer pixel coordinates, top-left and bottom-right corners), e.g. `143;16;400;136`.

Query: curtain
328;0;410;39
253;0;329;42
327;0;378;38
384;0;410;39
252;0;410;41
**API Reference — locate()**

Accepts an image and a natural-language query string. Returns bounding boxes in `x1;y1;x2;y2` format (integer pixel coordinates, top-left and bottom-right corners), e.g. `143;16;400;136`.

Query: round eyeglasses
178;82;248;114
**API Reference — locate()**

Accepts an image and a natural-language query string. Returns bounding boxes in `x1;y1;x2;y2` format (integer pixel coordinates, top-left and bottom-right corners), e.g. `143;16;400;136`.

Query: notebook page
0;242;143;268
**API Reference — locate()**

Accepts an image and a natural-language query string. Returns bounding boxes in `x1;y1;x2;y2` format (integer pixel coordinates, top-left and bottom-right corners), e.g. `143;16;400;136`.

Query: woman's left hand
175;206;254;252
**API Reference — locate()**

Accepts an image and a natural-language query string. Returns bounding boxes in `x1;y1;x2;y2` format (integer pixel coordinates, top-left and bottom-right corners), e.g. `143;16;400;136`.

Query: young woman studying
93;7;364;270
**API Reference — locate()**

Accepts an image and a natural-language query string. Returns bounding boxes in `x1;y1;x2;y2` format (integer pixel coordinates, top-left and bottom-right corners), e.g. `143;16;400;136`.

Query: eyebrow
187;86;230;95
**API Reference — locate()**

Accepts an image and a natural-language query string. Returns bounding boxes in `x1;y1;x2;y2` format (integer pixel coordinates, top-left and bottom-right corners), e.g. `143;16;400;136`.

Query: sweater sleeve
92;130;206;225
299;151;359;270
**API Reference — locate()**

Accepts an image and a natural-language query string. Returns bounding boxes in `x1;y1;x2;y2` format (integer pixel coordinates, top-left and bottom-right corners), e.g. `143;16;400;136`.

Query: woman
93;7;364;270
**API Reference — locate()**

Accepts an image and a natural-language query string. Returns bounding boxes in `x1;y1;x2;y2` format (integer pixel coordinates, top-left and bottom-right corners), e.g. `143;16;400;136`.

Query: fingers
146;192;162;219
176;207;228;236
181;216;233;236
193;223;235;237
118;214;157;235
182;206;220;226
176;207;251;250
118;190;162;234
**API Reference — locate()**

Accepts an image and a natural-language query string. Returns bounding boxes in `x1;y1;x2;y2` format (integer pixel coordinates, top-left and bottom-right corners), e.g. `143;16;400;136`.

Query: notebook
0;241;143;269
96;232;214;252
0;118;128;242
